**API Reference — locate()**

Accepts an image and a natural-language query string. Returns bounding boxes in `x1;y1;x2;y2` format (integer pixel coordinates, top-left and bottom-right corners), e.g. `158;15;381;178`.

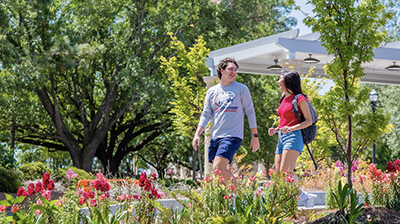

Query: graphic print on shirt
213;91;238;112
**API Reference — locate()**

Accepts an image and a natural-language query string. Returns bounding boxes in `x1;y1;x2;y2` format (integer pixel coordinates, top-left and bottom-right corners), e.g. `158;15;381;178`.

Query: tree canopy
305;0;393;187
0;0;296;173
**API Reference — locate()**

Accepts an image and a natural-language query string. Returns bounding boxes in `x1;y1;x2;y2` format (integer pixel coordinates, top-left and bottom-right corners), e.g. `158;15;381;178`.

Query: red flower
17;187;25;197
151;173;157;180
224;195;232;200
42;173;50;189
35;182;43;193
79;196;86;205
0;205;7;212
90;199;97;207
47;179;55;191
387;161;396;173
27;183;36;195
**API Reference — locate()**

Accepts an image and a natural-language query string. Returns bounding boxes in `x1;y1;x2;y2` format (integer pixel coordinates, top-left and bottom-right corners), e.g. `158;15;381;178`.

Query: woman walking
268;71;317;208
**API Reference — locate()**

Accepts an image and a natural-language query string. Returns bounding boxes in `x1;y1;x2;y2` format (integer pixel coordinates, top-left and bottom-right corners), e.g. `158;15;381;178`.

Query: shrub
52;167;93;190
19;162;49;181
0;167;22;193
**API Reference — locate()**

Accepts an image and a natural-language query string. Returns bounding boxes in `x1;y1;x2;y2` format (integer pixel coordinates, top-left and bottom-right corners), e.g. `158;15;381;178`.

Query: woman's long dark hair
279;71;303;103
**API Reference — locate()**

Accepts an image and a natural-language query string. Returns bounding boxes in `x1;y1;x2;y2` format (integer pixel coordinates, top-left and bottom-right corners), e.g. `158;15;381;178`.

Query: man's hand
192;126;205;151
250;137;260;152
192;135;201;151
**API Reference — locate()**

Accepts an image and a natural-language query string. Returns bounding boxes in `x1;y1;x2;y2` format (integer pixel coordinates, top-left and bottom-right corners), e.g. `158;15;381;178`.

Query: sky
289;0;334;95
289;0;314;35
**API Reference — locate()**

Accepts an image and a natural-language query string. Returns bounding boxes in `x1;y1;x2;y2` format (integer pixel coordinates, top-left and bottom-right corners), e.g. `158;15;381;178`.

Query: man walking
192;57;259;189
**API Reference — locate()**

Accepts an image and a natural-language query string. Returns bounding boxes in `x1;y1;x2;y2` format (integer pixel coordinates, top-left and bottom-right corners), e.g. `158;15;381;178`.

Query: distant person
268;70;317;207
192;57;260;189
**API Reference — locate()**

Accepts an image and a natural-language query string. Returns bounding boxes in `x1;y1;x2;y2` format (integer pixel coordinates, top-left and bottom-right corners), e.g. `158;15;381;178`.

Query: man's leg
213;156;237;188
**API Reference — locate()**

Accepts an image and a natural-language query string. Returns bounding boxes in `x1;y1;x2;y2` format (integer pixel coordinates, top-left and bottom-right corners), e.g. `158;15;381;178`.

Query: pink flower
218;176;224;183
35;210;41;216
255;188;262;197
37;198;44;206
205;176;213;182
249;175;256;182
42;190;51;201
11;205;19;213
66;169;78;180
263;181;271;187
214;169;221;175
151;173;157;180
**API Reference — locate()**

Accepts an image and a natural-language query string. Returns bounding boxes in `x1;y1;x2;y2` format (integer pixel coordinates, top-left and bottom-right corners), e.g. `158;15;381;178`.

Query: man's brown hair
217;57;239;79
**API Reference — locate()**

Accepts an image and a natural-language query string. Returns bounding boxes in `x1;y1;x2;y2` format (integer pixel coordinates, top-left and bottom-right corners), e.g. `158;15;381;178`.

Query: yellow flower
128;204;135;213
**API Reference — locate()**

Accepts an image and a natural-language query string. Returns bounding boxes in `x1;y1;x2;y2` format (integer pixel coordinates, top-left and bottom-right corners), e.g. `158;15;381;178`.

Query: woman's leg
274;153;282;171
279;149;300;172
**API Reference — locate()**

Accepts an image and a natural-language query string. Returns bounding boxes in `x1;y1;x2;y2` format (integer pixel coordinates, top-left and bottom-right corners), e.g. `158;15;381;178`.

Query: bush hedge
19;162;49;181
0;167;22;193
52;167;94;189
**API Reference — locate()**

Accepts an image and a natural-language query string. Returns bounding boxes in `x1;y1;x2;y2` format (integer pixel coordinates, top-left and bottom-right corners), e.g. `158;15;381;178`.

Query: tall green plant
304;0;393;187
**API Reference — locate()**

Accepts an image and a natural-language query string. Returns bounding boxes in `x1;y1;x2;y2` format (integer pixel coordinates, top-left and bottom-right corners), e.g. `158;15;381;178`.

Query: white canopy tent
206;29;400;85
201;29;400;176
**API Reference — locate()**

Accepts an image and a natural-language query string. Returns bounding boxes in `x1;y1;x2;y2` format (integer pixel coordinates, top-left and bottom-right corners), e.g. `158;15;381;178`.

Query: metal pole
372;105;376;164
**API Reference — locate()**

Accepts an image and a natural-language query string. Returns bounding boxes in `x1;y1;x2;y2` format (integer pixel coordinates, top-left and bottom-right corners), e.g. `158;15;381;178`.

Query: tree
0;0;178;173
234;74;280;171
0;0;297;174
161;34;210;179
305;0;393;187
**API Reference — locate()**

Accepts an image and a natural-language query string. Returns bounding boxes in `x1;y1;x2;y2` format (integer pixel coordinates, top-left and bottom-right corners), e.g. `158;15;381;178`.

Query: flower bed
1;159;400;223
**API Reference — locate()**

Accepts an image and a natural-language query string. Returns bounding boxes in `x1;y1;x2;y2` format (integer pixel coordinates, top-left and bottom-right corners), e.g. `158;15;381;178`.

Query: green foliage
329;181;364;224
0;193;34;223
0;167;22;193
305;0;393;187
161;34;210;139
0;144;17;169
52;167;93;190
19;162;50;181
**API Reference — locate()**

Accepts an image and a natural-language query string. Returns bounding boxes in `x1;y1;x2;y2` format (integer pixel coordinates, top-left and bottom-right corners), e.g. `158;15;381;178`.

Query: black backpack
292;93;318;169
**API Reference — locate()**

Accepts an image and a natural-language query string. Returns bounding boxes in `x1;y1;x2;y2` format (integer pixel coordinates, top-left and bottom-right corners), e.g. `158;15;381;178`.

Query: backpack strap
291;93;303;122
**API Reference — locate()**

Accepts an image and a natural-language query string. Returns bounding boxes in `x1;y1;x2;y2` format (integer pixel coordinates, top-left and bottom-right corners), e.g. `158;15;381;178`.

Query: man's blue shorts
275;130;304;154
208;137;242;163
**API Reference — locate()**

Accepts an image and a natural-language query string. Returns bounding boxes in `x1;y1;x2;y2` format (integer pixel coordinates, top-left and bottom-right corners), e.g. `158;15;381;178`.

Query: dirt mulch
288;207;400;224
